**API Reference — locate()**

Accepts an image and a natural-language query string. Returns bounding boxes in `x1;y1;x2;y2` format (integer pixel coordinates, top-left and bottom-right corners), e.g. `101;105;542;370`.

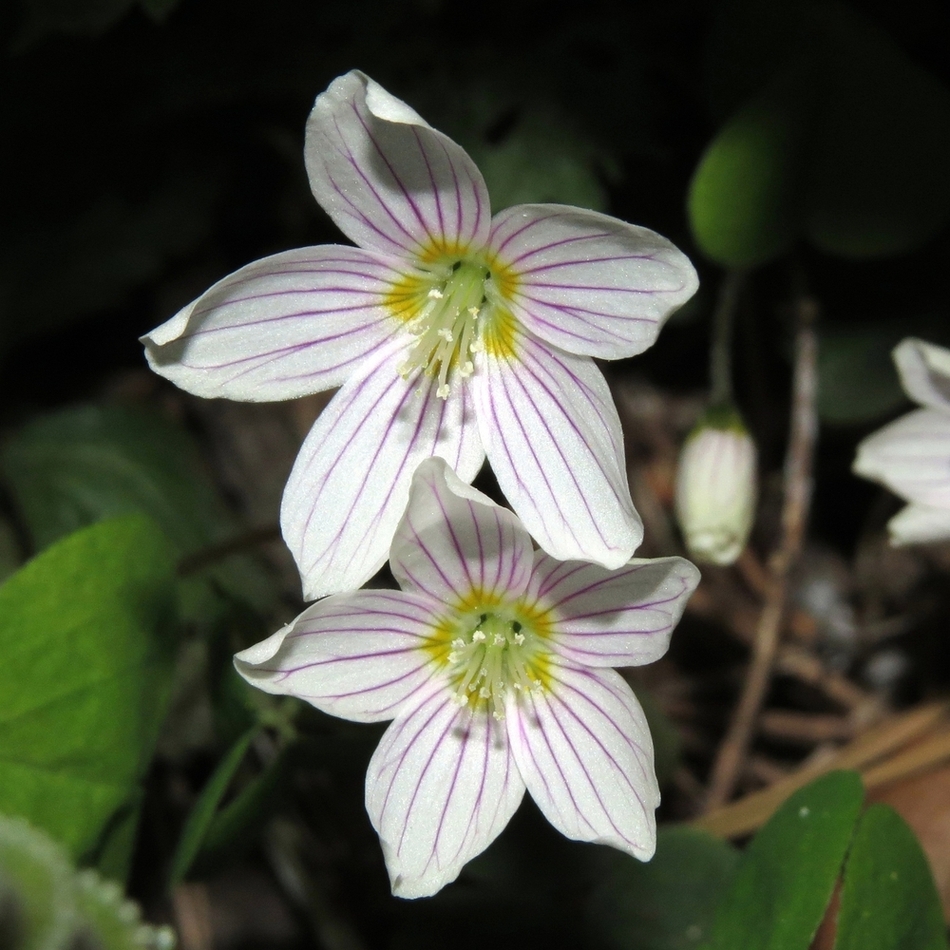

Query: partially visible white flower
854;338;950;545
142;69;698;601
675;406;757;565
235;457;699;899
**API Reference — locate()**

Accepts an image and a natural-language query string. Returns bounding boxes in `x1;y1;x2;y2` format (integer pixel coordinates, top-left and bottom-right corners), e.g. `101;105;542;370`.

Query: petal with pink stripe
281;341;485;601
527;553;700;668
366;684;525;898
509;664;658;860
473;332;641;569
142;245;404;400
306;71;491;261
853;408;950;509
894;337;950;412
488;204;698;360
888;503;950;545
390;457;534;606
233;589;446;723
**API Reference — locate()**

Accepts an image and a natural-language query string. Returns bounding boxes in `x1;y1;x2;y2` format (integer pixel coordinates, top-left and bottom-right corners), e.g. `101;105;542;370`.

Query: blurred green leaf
168;726;258;886
688;68;811;267
835;804;948;950
587;827;739;950
0;403;273;617
818;325;907;424
702;771;864;950
694;0;950;264
0;517;176;859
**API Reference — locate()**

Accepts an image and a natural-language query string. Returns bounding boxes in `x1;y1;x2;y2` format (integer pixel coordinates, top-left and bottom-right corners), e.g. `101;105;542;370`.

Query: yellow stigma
385;256;517;398
428;604;552;720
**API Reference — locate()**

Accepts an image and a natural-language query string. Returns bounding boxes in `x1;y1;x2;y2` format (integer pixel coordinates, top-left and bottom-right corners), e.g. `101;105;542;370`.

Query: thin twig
177;524;281;577
704;293;819;809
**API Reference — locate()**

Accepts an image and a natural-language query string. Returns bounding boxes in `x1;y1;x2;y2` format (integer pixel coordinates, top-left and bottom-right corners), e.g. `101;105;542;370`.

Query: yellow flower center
386;257;518;398
443;610;551;720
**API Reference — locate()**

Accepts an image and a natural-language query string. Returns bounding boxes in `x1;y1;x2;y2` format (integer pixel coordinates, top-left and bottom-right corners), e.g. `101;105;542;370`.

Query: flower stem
709;269;746;406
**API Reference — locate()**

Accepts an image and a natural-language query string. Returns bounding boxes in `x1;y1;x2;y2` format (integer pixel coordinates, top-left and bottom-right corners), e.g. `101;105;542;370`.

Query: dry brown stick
695;701;950;838
177;524;282;577
704;294;819;809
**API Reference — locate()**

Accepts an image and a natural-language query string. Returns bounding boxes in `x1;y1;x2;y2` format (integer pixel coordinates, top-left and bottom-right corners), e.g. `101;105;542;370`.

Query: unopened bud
675;406;757;566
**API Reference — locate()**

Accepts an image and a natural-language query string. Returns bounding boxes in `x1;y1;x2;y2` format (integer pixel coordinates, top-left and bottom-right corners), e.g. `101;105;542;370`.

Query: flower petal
281;341;485;601
527;553;699;668
233;589;446;723
508;664;658;860
142;246;404;400
894;337;950;412
853;408;950;509
487;204;698;359
366;684;525;898
306;71;491;261
390;457;535;606
887;503;950;545
474;332;641;569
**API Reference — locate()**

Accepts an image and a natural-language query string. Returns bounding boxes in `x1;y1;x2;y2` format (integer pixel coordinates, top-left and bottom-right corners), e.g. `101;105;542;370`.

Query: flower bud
675;406;757;566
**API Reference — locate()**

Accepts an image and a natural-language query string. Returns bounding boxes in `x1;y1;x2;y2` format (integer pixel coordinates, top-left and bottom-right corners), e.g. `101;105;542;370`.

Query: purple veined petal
887;502;950;545
526;552;700;669
366;682;526;898
486;204;698;360
893;338;950;413
233;589;449;723
473;331;642;570
305;71;491;262
142;245;406;400
281;340;486;601
508;663;658;861
390;457;535;606
853;408;950;509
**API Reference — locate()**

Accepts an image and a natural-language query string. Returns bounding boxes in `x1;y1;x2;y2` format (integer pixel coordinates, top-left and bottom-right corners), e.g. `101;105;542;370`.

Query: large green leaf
702;771;864;950
587;827;739;950
835;804;948;950
688;68;811;267
0;517;176;859
0;403;273;616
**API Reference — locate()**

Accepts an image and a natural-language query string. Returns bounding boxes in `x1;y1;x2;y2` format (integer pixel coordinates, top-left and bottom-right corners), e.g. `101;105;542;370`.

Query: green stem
710;269;746;406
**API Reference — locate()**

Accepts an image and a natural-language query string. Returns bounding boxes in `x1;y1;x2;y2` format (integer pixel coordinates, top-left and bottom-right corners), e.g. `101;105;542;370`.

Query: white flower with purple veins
854;338;950;544
235;458;699;898
142;70;698;600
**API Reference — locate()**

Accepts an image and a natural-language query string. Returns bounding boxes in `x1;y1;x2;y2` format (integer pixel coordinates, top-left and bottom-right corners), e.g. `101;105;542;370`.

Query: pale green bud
675;406;757;566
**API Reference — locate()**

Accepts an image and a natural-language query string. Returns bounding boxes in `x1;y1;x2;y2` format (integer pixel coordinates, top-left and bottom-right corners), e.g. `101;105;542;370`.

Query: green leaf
168;727;259;886
696;0;950;264
587;827;739;950
0;517;176;859
818;325;908;424
687;67;812;267
835;804;948;950
201;746;287;857
703;771;864;950
0;404;273;617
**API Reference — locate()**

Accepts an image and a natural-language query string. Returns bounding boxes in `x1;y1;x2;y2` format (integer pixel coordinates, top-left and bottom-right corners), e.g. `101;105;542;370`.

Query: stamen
398;260;490;398
444;611;548;720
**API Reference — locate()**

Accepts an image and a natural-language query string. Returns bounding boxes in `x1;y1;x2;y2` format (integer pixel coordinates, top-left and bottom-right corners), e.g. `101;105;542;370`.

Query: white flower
142;70;698;600
235;457;699;898
674;407;757;565
854;338;950;544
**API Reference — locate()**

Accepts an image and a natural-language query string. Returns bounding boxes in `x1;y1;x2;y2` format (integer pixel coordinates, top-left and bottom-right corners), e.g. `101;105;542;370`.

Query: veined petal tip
233;625;294;691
